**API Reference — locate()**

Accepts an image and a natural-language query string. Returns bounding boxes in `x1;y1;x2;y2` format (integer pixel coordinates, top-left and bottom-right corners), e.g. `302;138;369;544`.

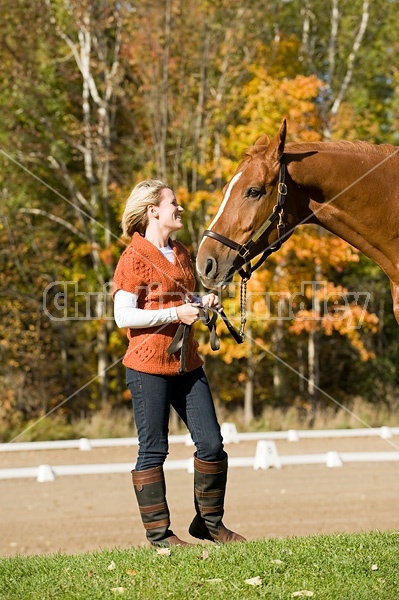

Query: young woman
113;179;245;547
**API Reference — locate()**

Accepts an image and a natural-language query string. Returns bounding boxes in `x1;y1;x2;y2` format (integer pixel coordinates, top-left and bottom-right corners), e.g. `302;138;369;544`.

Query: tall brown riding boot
188;453;246;543
132;466;190;547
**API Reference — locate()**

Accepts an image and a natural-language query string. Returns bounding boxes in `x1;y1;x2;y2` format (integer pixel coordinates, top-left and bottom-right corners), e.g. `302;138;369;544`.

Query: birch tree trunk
243;322;267;428
299;0;370;138
307;263;322;426
46;0;124;404
272;295;287;404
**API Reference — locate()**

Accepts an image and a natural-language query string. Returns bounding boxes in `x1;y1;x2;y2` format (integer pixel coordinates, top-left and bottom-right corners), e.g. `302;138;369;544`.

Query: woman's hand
176;303;200;325
201;293;221;310
176;293;221;324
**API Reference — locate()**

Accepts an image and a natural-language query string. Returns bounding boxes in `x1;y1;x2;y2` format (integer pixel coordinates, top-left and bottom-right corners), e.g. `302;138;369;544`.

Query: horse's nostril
205;257;216;277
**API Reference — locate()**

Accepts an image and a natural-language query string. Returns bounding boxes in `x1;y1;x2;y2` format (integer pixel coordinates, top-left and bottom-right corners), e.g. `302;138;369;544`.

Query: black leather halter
202;159;288;280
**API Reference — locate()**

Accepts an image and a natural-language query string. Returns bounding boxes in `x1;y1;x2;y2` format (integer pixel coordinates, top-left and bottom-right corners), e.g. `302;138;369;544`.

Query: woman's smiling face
156;187;184;233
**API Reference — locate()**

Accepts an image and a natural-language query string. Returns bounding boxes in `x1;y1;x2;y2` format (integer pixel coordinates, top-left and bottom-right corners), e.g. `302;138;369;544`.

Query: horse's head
197;120;297;289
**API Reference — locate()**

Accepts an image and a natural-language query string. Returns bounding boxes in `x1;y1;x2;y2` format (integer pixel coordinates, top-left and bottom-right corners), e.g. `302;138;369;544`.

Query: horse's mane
286;140;396;157
241;139;397;163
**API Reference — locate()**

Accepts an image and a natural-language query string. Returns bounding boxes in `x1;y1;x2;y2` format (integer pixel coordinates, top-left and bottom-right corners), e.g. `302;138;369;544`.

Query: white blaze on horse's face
197;170;243;284
207;171;243;232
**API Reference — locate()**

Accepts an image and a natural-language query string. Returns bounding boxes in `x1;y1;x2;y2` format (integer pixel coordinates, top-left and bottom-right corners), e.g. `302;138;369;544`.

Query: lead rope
239;277;248;341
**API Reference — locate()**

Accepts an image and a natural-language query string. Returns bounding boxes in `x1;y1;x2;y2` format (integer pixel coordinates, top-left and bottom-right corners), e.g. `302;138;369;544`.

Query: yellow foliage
222;67;323;169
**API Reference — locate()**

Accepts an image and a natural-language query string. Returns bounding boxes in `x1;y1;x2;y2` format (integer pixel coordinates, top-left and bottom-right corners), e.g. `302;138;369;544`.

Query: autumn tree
0;0;130;425
1;0;399;438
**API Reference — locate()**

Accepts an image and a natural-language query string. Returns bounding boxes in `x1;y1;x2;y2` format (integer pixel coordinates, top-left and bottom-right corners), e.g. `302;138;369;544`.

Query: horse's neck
289;150;399;283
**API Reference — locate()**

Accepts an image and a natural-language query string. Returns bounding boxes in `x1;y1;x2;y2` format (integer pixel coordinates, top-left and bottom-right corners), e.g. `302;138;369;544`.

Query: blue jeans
126;367;224;470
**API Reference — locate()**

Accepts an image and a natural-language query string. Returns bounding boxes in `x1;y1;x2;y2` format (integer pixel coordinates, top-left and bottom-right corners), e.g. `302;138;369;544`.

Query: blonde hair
121;179;171;238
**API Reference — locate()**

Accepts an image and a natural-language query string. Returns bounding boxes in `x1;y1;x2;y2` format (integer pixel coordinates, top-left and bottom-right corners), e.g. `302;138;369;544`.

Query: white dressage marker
79;438;92;451
221;422;239;444
253;440;281;470
37;464;55;483
326;451;343;468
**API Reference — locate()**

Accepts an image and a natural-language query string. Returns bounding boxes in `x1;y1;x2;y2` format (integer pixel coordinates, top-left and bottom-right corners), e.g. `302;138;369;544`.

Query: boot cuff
193;453;227;474
132;466;164;486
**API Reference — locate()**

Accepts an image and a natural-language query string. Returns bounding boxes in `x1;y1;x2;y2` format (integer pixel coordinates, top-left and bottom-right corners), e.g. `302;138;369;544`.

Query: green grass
1;532;398;599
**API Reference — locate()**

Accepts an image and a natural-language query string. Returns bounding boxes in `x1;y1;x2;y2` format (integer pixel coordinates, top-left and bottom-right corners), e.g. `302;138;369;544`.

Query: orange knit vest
112;233;203;375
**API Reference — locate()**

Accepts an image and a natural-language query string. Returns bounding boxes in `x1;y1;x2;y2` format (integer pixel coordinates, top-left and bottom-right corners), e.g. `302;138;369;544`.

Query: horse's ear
254;133;270;147
268;119;287;163
278;120;287;159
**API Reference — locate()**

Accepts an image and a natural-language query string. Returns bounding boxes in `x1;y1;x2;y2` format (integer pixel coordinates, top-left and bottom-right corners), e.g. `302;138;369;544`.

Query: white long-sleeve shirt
114;288;179;328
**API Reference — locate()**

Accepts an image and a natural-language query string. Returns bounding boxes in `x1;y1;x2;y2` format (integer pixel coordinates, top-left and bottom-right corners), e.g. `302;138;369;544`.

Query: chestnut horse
196;120;399;325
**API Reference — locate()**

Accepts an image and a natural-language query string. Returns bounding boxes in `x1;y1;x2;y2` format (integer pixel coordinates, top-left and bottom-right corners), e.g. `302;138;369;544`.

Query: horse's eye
246;187;261;199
